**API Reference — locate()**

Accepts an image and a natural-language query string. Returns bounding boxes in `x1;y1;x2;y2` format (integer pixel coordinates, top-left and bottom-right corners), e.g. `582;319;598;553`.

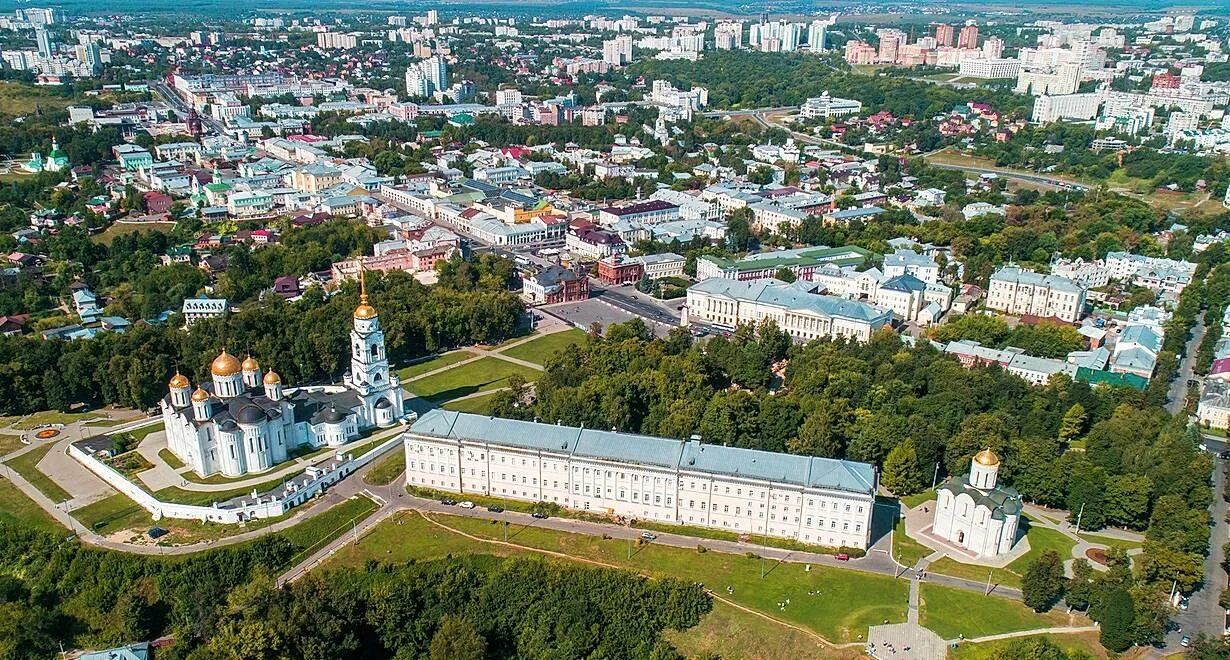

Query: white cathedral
160;274;405;477
931;448;1023;558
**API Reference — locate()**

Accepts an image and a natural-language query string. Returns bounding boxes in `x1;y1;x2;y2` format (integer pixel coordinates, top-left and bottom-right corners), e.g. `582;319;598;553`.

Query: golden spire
353;263;378;319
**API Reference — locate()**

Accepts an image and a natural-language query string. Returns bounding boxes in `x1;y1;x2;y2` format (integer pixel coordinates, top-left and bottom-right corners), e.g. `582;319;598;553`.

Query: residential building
181;297;229;326
986;266;1086;322
696;245;873;281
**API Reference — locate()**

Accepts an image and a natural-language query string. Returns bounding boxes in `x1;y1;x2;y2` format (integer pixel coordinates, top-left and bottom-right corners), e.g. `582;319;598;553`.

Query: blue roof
410;410;876;494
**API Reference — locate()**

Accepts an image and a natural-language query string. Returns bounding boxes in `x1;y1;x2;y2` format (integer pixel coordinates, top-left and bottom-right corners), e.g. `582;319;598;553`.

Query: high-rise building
957;24;979;49
35;28;54;58
422;55;447;93
602;35;634;66
82;42;102;73
934;23;954;47
807;20;828;52
425;10;439;26
715;22;743;50
983;36;1004;59
405;66;428;97
749;20;802;52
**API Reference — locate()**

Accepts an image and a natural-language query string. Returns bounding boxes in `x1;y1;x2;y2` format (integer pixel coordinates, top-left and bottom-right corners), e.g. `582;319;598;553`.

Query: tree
429;615;487;660
990;636;1076;660
773;267;797;283
1058;403;1086;442
1065;460;1108;531
1097;588;1135;653
1066;559;1094;611
1104;474;1152;529
882;438;924;496
1021;550;1065;612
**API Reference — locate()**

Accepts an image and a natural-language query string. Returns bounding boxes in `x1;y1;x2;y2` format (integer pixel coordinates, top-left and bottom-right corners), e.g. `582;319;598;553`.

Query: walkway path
954;625;1100;645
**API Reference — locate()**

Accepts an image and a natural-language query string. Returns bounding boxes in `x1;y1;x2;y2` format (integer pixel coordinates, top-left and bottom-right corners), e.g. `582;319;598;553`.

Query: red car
835;553;850;561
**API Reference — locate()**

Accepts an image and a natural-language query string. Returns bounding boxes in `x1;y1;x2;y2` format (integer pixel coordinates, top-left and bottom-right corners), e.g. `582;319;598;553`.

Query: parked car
487;505;504;513
459;501;475;509
835;553;850;561
640;532;657;541
147;527;168;539
531;511;549;519
440;498;457;506
1181;635;1191;647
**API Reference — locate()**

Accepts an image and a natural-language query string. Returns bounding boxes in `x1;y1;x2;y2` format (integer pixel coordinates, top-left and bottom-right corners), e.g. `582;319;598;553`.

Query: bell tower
349;266;390;391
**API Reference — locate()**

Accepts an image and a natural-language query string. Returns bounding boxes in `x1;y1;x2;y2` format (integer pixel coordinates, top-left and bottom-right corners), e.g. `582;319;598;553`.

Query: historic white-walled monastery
160;272;405;477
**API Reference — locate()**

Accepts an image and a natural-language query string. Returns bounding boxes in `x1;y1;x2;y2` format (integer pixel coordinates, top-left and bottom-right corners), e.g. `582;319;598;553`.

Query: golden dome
168;371;190;389
191;387;210;402
210;350;242;377
263;370;281;385
974;447;1000;467
241;354;260;372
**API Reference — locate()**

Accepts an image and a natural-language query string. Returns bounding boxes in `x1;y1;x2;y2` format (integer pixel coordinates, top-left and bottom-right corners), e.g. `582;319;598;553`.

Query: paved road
926;162;1089;192
1164;455;1227;650
590;284;681;326
149;79;225;135
702;105;798;118
1168;310;1207;416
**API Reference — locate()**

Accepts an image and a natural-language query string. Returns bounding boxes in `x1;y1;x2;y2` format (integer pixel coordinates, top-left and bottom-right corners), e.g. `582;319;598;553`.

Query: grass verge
0;478;64;532
395;350;475;381
919;583;1082;640
497;328;587;364
406;356;540;403
2;443;71;502
332;510;907;644
891;516;932;568
363;452;404;486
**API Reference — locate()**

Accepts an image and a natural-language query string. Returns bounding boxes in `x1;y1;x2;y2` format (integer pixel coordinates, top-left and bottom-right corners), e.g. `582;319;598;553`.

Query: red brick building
596;254;644;285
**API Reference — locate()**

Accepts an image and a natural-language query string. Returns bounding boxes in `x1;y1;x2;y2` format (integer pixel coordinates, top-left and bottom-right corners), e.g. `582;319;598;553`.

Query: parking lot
545;298;677;338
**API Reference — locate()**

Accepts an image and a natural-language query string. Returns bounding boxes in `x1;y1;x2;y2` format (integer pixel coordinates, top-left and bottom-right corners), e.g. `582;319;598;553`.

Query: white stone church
931;448;1023;558
159;273;405;477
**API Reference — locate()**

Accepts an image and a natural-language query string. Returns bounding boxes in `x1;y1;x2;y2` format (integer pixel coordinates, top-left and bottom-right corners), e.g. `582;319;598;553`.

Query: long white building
986;266;1086;322
405;411;878;549
684;277;894;342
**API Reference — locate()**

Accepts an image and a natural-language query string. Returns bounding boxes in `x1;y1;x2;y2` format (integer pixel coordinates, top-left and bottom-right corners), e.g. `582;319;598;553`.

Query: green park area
0;434;25;456
949;631;1108;659
497;328;587;363
926;518;1077;590
441;391;503;414
891;517;932;568
333;510;907;644
2;443;71;503
0;478;62;532
919;583;1081;640
394;350;475;381
405;356;539;404
363;451;404;486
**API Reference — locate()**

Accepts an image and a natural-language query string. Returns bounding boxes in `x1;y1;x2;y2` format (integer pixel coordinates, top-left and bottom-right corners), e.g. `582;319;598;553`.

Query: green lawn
0;478;64;532
406;356;539;403
2;443;71;503
1076;531;1142;552
395;351;475;381
125;422;164;443
920;583;1079;640
72;492;148;535
928;518;1077;590
0;81;81;116
899;488;936;509
0;434;25;456
948;631;1108;659
153;474;291;506
892;517;932;568
363;452;404;486
498;329;587;365
158;448;185;470
441;391;503;414
664;599;842;660
333;511;908;644
8;410;106;430
281;495;378;561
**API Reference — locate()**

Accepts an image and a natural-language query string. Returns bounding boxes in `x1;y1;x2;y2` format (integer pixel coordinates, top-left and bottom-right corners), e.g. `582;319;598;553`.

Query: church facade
160;274;405;477
931;449;1022;558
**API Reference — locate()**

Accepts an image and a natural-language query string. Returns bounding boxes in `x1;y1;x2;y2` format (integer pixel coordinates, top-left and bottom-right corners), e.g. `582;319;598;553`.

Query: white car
458;501;475;509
